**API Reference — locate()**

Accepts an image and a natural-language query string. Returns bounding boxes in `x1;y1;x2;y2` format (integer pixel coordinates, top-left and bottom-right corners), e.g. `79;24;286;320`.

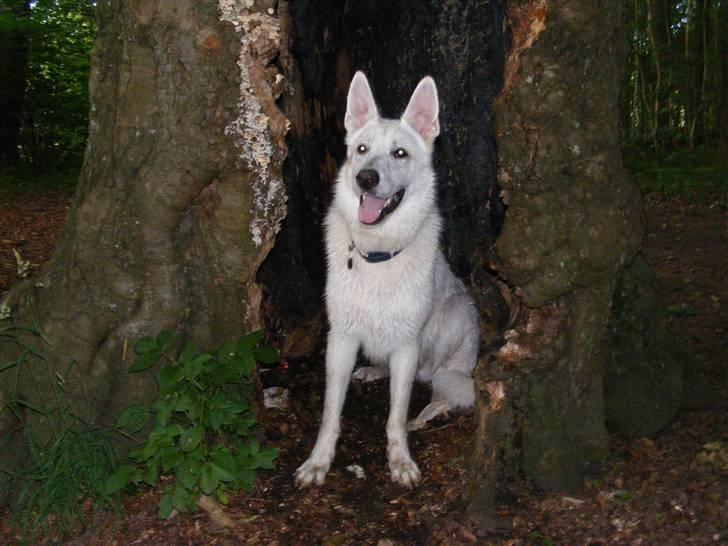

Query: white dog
295;72;479;488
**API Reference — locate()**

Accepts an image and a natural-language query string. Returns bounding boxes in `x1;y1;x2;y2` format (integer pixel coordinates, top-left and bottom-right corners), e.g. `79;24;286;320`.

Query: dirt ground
0;192;725;545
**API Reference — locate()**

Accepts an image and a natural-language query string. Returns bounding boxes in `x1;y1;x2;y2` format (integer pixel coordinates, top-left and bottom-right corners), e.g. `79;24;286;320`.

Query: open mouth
358;189;405;225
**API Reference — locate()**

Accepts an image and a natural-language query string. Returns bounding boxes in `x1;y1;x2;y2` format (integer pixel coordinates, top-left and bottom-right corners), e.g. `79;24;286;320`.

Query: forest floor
0;190;726;545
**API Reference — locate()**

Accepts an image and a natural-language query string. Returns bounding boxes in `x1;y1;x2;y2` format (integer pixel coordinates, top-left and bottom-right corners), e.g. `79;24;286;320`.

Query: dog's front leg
295;331;358;487
387;344;421;487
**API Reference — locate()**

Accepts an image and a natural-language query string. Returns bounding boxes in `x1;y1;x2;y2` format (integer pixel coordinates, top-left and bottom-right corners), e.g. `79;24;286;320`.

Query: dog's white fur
295;72;479;488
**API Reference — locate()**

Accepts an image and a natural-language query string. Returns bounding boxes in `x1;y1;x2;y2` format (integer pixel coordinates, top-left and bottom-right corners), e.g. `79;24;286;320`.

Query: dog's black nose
356;169;379;191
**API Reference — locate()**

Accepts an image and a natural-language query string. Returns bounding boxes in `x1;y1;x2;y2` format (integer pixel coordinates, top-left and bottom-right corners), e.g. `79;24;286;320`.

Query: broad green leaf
183;355;207;381
211;462;236;483
230;354;256;377
157;330;175;353
177;341;197;363
205;393;237;430
129;349;162;372
235;468;256;491
235;417;254;437
135;336;158;354
218;340;238;364
200;463;219;495
158;490;174;519
177;456;203;490
155;364;185;392
153;396;174;426
210;447;236;475
166;424;184;437
253;345;279;364
191;353;214;366
238;330;262;353
103;465;135;495
172;391;195;413
179;425;204;452
171;481;193;512
161;448;184;472
252;447;278;470
141;463;159;486
115;404;148;434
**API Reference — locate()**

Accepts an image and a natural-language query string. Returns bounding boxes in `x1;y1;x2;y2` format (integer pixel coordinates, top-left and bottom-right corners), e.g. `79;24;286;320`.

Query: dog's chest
326;249;434;344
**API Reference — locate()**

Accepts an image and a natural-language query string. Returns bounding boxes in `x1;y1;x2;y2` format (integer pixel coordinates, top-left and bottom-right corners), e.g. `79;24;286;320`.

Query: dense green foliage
1;324;278;536
104;331;279;519
622;0;728;151
0;0;95;171
624;145;728;203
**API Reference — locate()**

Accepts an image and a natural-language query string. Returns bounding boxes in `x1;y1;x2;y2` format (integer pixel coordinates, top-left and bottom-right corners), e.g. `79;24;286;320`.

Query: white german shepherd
295;72;479;488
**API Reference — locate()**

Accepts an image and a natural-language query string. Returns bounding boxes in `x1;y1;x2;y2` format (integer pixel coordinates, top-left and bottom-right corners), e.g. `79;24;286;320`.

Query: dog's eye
393;148;408;159
357;144;368;154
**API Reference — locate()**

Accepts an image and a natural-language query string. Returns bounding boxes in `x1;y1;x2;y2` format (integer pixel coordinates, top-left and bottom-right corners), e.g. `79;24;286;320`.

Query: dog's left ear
403;76;440;145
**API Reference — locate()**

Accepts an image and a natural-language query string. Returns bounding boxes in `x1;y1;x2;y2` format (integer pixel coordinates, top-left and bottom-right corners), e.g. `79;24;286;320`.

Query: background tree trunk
0;0;290;497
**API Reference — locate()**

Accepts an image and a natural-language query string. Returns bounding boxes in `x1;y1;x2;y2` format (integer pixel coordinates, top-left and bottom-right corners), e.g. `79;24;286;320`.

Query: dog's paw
352;366;388;383
389;456;421;488
294;458;330;488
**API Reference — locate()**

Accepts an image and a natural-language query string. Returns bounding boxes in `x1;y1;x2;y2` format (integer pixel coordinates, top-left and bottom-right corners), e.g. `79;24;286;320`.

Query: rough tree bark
0;0;291;495
467;0;682;525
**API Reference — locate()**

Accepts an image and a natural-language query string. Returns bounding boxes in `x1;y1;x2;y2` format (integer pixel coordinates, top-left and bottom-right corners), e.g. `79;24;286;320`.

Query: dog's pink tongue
358;194;387;224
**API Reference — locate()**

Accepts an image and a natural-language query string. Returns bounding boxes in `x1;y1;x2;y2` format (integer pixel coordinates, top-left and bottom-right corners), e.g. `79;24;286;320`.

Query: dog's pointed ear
345;71;379;134
402;76;440;145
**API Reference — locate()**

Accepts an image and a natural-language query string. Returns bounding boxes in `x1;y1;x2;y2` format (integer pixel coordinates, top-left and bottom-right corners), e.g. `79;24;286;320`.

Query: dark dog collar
348;241;401;268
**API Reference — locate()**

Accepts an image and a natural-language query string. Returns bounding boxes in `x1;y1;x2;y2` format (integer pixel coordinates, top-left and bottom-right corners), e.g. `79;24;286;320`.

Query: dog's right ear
345;71;378;134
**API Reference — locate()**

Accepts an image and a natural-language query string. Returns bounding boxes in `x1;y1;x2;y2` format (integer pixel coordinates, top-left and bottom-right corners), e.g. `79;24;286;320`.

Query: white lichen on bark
219;0;289;248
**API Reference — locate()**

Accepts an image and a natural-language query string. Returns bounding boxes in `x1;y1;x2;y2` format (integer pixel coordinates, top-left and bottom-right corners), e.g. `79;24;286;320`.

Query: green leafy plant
105;330;279;518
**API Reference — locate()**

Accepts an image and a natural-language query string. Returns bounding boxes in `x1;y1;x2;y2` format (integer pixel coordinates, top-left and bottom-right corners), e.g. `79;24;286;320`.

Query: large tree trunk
467;0;683;525
0;0;290;497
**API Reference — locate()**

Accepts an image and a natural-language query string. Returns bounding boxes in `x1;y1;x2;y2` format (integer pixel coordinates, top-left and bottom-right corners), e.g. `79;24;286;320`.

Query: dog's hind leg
295;332;359;487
